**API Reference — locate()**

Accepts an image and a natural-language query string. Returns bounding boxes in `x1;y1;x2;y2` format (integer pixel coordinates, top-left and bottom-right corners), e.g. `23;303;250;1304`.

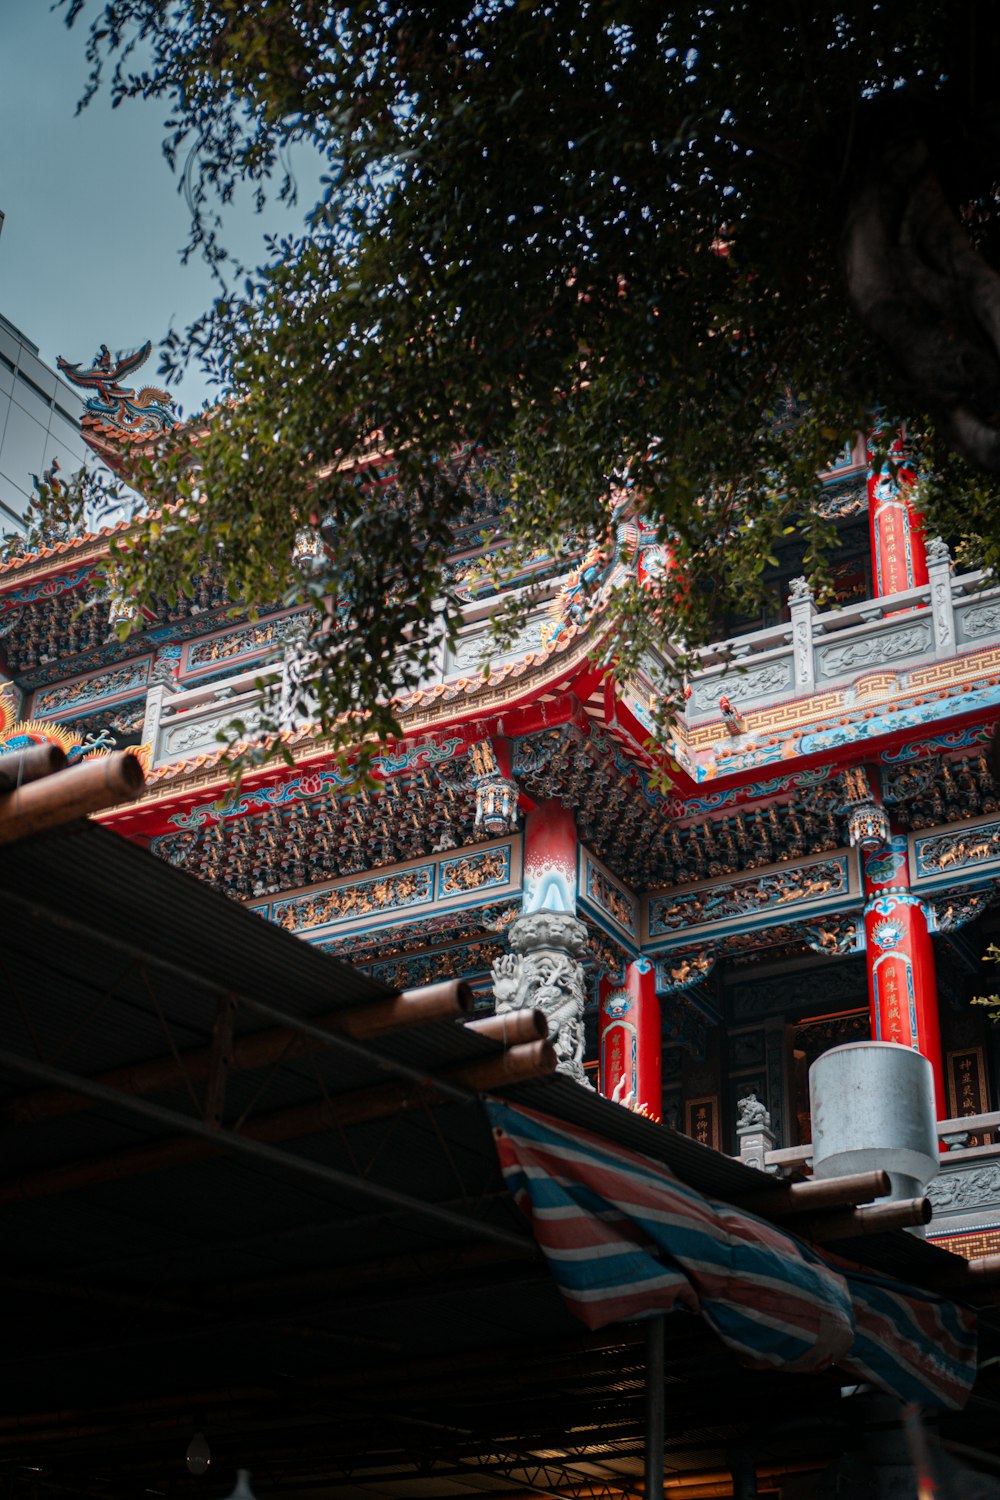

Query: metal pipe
0;750;143;843
645;1315;665;1500
0;1046;534;1255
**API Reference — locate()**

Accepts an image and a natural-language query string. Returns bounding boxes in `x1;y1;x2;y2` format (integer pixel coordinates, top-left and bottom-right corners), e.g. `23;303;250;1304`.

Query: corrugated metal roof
0;816;997;1498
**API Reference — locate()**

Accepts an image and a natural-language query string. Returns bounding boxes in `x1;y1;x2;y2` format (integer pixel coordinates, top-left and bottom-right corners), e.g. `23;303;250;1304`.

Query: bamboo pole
935;1252;1000;1294
791;1195;931;1244
0;979;477;1127
735;1169;891;1218
330;978;474;1038
0;1040;557;1205
0;750;143;843
442;1038;557;1092
466;1009;549;1044
0;741;67;790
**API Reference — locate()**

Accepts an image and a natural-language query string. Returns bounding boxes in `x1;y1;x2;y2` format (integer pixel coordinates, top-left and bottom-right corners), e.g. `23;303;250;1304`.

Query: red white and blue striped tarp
487;1099;977;1409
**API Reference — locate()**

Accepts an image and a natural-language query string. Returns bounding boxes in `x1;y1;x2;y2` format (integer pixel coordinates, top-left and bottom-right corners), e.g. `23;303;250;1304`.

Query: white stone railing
755;1113;1000;1177
143;664;278;767
687;560;1000;721
135;559;1000;759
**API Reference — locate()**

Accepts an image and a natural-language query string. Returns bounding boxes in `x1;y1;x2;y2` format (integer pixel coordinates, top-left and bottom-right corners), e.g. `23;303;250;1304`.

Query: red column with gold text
862;833;945;1117
867;427;928;598
598;957;662;1121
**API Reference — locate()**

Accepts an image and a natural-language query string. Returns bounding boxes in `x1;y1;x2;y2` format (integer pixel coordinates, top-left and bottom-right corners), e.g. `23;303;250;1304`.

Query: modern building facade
0;310;88;532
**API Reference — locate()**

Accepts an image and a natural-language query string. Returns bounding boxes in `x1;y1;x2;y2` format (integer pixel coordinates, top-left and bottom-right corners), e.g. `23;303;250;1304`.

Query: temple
6;348;1000;1252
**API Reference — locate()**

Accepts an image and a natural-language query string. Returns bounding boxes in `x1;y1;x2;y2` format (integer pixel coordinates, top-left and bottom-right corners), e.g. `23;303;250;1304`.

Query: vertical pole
866;426;928;600
862;833;945;1118
728;1448;758;1500
644;1315;665;1500
599;959;663;1120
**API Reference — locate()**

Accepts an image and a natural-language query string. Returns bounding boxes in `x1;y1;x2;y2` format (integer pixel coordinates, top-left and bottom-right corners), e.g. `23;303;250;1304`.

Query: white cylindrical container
809;1041;939;1202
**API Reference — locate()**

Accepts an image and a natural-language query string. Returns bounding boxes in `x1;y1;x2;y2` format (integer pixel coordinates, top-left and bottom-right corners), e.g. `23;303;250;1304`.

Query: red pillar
522;799;577;913
867;427;928;598
598;958;662;1121
862;833;945;1118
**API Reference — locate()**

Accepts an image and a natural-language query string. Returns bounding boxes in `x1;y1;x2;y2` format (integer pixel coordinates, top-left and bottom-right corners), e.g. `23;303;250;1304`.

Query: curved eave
101;614;634;837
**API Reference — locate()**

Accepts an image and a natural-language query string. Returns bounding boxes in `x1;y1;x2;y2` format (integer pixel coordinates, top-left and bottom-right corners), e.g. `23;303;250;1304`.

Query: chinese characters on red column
862;834;945;1117
867;427;929;598
598;958;662;1121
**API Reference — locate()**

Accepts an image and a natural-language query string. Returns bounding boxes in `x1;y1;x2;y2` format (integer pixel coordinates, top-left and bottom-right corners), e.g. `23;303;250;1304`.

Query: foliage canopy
60;0;1000;759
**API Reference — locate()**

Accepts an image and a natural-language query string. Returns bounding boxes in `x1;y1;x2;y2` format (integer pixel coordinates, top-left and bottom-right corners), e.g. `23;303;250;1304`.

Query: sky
0;0;321;418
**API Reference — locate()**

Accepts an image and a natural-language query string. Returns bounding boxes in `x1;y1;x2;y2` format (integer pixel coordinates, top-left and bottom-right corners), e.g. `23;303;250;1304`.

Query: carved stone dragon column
493;910;591;1086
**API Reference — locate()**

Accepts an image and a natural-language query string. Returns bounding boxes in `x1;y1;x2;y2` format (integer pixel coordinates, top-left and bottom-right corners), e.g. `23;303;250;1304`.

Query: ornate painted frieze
647;855;851;941
167;767;355;831
368;938;504;992
928;891;994;933
187;611;305;672
677;765;837;817
154;754;492;900
438;845;511;897
583;918;632;985
914;819;1000;879
0;563;97;614
273;864;435;934
315;897;520;965
882;751;998;831
58;695;147;744
373;737;464;775
261;839;515;935
816;476;867;518
33;659;150;717
580;849;638;939
802;915;864;956
656;950;716;993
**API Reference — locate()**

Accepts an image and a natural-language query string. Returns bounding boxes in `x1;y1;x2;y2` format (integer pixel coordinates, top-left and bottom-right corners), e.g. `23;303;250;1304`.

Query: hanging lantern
847;801;891;851
292;526;323;569
185;1432;212;1477
107;592;139;631
474;775;519;837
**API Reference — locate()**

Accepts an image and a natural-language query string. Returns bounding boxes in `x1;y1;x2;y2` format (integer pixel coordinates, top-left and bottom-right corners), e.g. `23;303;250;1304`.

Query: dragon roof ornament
57;341;176;438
